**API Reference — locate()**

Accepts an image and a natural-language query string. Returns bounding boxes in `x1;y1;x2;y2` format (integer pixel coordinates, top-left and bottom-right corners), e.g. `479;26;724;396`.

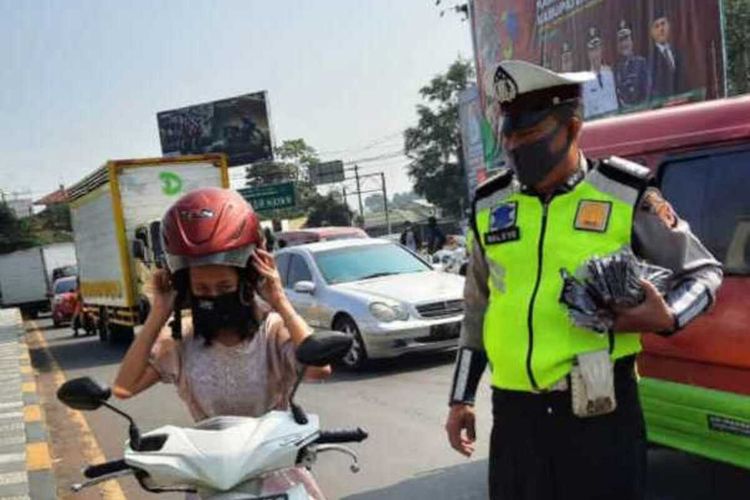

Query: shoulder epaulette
474;168;514;201
597;156;651;190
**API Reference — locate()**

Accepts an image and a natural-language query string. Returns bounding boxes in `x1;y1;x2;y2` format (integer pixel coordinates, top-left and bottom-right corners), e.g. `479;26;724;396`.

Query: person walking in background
426;216;446;254
614;19;650;107
399;221;421;252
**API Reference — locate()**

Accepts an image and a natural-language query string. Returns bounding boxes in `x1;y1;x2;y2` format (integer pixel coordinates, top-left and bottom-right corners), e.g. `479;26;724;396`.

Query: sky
0;0;474;207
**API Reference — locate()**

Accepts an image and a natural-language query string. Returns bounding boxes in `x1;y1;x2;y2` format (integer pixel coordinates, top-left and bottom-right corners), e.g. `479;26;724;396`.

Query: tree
364;193;385;213
726;0;750;95
305;193;352;227
391;191;419;209
404;58;473;218
0;203;39;254
435;1;469;20
34;204;72;232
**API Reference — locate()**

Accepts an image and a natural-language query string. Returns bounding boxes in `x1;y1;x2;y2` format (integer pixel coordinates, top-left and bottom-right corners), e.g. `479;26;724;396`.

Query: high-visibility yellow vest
473;160;647;391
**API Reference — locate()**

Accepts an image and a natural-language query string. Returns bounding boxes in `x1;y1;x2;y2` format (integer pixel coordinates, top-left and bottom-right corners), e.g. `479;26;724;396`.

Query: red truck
581;96;750;470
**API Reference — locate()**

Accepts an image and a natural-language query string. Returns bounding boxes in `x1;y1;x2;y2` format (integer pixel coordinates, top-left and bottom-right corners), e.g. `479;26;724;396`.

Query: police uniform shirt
450;155;723;401
583;67;619;118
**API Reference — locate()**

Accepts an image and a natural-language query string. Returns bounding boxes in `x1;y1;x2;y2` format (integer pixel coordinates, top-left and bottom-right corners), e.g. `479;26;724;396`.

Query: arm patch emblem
640;189;677;228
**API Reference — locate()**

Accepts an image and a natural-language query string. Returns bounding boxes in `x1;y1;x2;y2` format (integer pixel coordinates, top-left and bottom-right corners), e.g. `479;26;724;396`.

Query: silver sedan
275;239;465;369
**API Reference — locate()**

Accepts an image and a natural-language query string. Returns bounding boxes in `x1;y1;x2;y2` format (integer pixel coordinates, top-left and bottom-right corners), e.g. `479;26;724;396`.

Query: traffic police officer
445;60;722;500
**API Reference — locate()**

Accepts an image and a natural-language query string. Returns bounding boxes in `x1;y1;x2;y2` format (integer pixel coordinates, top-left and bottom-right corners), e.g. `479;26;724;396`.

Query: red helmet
161;188;261;272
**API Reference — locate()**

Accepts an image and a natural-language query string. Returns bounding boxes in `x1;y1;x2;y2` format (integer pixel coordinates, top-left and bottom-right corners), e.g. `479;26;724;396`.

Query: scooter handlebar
315;428;368;444
83;459;130;479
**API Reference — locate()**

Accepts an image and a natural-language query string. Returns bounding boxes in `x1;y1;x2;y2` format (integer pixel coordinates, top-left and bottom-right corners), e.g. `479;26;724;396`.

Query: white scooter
57;331;368;499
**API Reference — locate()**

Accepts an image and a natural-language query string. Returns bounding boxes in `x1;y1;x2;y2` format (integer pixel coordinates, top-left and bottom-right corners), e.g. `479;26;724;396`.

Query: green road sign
237;182;296;212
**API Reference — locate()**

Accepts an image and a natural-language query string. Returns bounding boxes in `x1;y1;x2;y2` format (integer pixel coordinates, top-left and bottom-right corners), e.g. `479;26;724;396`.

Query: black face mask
190;290;255;343
507;124;574;188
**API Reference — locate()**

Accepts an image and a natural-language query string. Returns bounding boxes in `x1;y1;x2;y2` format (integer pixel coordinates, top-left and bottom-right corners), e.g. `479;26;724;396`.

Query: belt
498;355;637;396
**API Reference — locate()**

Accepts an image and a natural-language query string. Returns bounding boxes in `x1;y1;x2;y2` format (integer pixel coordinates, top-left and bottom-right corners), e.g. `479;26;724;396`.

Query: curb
0;309;55;500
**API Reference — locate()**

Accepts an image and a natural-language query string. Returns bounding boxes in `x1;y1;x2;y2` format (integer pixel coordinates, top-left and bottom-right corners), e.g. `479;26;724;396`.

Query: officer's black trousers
488;357;646;500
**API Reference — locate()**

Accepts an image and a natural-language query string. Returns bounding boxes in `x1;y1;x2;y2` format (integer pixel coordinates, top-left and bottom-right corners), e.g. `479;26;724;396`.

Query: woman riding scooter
113;187;329;498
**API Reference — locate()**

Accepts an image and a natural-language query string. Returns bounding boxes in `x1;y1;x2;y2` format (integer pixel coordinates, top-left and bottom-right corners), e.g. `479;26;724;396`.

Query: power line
317;130;404;157
343;149;406;165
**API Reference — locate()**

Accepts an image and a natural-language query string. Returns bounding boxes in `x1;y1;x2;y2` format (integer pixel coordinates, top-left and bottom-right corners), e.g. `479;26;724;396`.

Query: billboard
309;160;345;186
459;85;493;200
470;0;726;163
157;92;274;167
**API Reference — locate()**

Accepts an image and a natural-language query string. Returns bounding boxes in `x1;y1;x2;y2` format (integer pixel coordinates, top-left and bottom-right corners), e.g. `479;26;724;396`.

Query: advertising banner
458;85;491;199
158;91;274;167
470;0;725;163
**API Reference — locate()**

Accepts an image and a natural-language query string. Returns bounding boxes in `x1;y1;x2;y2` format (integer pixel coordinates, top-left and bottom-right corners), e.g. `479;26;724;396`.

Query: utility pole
354;164;364;217
381;172;391;235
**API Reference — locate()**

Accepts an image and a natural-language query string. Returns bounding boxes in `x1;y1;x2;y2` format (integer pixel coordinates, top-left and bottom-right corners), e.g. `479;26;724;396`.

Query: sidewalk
0;309;55;500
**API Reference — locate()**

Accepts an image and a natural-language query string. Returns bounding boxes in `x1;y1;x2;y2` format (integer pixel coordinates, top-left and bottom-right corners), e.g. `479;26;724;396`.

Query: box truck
67;154;229;342
0;242;77;317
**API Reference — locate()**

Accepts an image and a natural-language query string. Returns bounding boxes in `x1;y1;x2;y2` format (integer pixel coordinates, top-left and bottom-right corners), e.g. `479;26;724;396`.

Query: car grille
416;300;464;318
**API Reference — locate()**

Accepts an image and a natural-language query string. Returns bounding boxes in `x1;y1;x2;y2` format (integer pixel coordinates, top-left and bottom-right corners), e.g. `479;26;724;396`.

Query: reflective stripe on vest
475;172;641;391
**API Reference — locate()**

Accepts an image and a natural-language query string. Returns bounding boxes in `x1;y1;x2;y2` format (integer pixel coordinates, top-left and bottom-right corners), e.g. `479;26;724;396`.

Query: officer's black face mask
190;290;254;342
506;122;574;188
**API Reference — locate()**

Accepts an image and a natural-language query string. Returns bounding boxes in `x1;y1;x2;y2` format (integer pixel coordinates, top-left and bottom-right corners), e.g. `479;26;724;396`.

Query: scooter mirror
296;331;353;367
57;377;112;411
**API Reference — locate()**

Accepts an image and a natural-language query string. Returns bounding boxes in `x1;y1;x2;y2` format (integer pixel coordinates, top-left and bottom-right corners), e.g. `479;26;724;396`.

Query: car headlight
369;302;409;322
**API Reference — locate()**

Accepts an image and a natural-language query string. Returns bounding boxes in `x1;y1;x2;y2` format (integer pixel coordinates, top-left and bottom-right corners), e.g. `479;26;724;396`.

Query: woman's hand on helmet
251;248;286;309
149;269;177;323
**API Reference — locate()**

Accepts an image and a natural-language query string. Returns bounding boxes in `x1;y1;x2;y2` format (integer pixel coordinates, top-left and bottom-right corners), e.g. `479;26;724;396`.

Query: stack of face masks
559;248;673;333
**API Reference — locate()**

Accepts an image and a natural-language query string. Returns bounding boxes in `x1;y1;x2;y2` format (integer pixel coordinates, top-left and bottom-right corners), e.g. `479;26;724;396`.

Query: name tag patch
574;200;611;232
485;227;520;245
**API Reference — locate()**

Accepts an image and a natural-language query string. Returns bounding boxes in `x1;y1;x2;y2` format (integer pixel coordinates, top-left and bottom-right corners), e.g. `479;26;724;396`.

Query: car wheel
334;316;368;370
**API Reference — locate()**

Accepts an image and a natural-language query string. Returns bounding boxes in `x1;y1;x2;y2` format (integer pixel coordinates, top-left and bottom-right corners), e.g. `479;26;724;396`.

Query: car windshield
314;243;430;284
54;279;77;294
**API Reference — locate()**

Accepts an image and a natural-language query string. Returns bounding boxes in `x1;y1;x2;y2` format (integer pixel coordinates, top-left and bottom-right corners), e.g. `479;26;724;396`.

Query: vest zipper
526;198;549;391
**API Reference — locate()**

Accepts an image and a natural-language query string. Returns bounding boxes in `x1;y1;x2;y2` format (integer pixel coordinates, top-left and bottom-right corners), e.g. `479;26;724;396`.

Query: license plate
429;322;460;340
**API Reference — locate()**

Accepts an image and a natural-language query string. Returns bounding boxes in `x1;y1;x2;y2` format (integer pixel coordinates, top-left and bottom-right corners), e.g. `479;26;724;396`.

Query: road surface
28;318;750;499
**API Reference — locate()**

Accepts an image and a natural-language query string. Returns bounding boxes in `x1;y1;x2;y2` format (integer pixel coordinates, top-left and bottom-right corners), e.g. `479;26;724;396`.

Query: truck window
659;148;750;274
54;279;77;294
135;227;149;247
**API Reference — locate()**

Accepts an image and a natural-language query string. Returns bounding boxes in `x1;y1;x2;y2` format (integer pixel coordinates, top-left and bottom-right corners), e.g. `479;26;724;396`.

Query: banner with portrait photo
157;91;274;167
470;0;726;166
